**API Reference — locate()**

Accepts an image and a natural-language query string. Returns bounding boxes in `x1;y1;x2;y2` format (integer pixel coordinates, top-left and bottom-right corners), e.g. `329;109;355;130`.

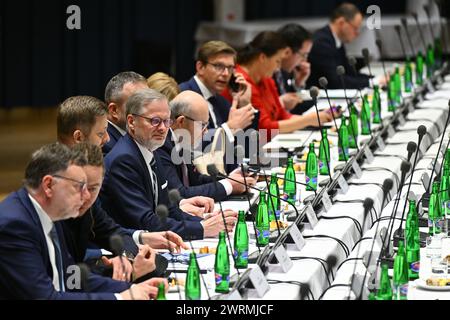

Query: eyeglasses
53;174;87;194
345;19;361;33
183;115;209;131
206;62;235;74
132;114;174;128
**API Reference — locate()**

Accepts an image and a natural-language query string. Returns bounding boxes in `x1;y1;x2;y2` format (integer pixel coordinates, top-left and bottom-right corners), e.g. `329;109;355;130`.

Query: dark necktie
275;70;287;95
180;149;190;187
207;96;219;128
49;225;65;292
149;157;159;206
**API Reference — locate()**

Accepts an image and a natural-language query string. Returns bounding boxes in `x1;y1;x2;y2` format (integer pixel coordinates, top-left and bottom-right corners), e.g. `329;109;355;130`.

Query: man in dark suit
274;23;315;115
103;71;149;155
0;143;164;299
156;90;257;201
307;3;371;89
179;40;259;166
100;88;237;240
57;96;187;282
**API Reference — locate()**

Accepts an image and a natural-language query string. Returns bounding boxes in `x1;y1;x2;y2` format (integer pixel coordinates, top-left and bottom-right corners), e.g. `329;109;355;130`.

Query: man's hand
201;210;237;238
141;231;188;253
119;278;168;300
227;174;257;194
132;245;156;280
294;61;311;87
180;196;214;213
232;73;252;107
102;256;133;282
227;96;255;131
280;92;301;111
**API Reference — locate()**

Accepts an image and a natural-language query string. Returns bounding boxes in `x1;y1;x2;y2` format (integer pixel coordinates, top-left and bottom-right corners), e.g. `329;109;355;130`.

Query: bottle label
256;228;270;239
215;273;230;286
338;147;348;159
305;175;317;186
234;249;249;261
410;261;420;273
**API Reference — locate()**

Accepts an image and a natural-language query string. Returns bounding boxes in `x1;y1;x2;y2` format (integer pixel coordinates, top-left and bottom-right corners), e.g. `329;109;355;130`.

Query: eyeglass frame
132;113;174;128
182;114;209;131
205;62;236;74
52;174;87;194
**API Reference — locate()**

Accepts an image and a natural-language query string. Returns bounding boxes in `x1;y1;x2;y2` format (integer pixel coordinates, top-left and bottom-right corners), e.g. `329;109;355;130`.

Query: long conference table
165;61;450;300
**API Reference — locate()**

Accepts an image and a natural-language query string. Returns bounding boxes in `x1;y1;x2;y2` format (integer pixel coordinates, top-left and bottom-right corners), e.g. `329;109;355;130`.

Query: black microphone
310;86;334;184
382;161;412;262
394;126;427;244
423;4;436;40
299;282;311;300
326;254;338;283
318;76;339;130
411;12;429;52
336;65;351;106
394;25;411;60
361;48;375;88
348;198;374;300
167;190;212;299
374;38;392;91
210;164;302;221
401;17;417;57
407;141;417;162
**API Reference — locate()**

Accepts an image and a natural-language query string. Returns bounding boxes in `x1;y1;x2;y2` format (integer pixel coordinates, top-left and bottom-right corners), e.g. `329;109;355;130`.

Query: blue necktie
49;225;65;292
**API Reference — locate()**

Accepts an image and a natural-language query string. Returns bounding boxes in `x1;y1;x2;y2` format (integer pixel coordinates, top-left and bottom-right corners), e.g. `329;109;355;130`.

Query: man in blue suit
179;40;259;166
0;143;165;299
156;90;257;201
57;96;187;281
103;71;148;156
100;88;237;240
307;3;371;89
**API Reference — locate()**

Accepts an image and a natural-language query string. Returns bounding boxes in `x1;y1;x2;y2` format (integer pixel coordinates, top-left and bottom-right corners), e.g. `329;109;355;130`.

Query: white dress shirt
108;120;127;137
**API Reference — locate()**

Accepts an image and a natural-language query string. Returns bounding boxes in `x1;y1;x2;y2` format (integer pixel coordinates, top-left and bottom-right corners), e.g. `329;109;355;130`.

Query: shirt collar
194;75;214;100
28;193;54;236
108;120;126;136
170;129;181;152
330;26;342;49
134;140;154;165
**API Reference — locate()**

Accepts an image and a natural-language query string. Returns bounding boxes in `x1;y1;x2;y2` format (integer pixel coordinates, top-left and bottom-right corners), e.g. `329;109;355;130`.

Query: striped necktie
49;225;65;292
149;157;159;206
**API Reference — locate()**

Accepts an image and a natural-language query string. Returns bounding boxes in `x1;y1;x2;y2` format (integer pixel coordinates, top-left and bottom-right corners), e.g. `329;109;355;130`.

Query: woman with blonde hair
147;72;180;101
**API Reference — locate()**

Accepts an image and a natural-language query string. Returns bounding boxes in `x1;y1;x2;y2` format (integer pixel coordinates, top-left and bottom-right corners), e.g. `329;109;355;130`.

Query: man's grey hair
24;143;87;190
104;71;147;104
169;99;193;120
126;88;168;116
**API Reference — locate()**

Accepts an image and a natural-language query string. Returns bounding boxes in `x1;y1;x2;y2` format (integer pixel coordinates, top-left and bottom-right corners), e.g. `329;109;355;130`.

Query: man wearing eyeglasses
101;88;237;240
307;2;371;89
155;90;257;203
179;41;259;169
0;143;166;299
274;23;314;115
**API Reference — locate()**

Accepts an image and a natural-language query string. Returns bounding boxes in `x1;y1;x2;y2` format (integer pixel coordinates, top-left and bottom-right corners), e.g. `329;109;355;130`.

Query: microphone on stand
362;48;375;88
374;39;390;89
423;4;436;40
411;12;430;53
393;126;428;243
401;17;417;57
348;198;374;300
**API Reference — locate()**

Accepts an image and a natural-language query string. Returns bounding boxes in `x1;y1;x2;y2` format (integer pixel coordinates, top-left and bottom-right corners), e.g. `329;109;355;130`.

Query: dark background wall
0;0;411;108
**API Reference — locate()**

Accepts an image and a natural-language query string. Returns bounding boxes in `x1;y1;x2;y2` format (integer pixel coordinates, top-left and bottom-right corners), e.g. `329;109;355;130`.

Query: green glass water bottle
429;181;442;235
426;44;435;77
185;252;201;300
376;263;393;300
394;67;402;105
388;75;397;112
319;128;330;175
348;103;359;148
338;117;349;161
283;157;297;205
256;191;270;246
372;85;381;124
305;143;318;191
268;173;280;222
215;231;230;293
361;94;371;135
393;241;409;300
234;210;249;269
156;281;167;300
405;200;420;280
416;51;424;85
435;38;443;68
404;58;413;93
